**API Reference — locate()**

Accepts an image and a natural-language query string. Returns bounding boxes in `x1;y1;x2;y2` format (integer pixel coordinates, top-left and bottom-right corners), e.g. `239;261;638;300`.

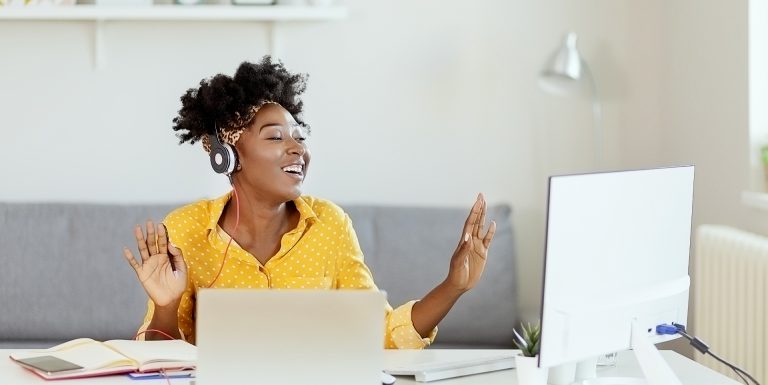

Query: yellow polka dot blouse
138;192;437;349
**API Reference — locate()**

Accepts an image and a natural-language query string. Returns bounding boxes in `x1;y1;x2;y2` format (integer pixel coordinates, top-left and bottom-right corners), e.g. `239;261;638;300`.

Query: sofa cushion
344;204;517;348
0;202;177;344
0;201;516;348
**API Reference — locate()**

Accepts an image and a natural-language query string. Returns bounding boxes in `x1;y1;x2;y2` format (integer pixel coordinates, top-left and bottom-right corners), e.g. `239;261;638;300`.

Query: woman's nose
287;138;305;155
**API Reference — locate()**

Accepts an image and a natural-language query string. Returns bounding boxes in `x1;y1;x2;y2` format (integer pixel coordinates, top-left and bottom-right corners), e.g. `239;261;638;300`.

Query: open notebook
384;349;519;382
9;338;196;380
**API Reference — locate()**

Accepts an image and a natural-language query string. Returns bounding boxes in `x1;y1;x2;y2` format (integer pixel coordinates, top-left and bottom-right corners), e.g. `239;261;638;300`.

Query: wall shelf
0;5;347;68
0;5;348;21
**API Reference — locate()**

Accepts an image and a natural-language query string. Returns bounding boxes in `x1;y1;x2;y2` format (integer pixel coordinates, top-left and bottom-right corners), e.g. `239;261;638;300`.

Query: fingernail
464;233;470;242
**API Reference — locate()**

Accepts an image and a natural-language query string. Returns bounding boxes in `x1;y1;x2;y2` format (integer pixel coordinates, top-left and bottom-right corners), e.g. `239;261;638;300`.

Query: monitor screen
539;166;695;369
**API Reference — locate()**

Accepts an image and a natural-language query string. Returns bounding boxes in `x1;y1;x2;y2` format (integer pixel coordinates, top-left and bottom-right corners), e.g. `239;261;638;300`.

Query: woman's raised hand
446;194;497;292
122;221;188;307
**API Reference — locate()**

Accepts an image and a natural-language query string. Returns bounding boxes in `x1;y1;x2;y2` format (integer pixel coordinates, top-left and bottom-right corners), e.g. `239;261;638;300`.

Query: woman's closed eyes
262;126;307;142
266;135;306;142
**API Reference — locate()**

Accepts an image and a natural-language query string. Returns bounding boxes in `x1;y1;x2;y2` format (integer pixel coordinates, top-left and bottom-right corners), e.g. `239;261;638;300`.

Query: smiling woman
121;56;498;349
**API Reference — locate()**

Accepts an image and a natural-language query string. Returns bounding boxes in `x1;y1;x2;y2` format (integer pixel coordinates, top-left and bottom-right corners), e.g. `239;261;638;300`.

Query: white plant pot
516;355;549;385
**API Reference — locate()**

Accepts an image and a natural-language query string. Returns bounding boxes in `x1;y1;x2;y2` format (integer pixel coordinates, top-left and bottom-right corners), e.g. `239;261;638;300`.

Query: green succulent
512;321;541;357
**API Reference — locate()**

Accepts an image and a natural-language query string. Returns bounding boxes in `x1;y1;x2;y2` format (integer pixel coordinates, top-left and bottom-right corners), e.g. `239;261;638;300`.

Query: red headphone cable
206;184;241;288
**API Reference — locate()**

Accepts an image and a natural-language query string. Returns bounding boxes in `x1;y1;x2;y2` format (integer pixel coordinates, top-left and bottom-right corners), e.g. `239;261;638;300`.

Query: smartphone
16;355;84;375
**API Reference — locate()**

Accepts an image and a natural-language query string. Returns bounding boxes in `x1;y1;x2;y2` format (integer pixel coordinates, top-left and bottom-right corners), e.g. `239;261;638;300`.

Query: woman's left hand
446;193;497;292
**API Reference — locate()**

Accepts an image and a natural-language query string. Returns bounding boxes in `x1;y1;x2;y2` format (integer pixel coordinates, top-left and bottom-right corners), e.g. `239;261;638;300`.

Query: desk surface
0;349;739;385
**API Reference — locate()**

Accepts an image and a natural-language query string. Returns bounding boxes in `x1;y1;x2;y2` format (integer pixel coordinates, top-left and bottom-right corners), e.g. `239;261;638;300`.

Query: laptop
196;289;386;385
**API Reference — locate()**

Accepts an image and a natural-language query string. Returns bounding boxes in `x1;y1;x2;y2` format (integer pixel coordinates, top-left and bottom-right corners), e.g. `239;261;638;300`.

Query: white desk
391;350;741;385
0;349;740;384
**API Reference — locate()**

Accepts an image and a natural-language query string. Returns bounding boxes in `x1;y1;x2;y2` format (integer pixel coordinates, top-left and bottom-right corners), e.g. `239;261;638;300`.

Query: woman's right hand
122;220;188;308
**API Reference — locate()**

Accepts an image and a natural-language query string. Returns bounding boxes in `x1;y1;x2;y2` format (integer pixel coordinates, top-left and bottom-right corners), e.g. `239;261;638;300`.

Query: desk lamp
539;32;604;168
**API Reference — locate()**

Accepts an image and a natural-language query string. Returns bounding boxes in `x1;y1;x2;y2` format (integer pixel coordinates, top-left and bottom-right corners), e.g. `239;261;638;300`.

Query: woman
122;56;496;349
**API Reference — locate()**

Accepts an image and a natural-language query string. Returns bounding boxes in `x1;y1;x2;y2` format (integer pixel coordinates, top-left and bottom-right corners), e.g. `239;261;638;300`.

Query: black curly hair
172;56;309;145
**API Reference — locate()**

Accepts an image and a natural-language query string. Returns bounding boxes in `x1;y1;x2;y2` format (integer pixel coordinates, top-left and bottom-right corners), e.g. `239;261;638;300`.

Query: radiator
694;225;768;384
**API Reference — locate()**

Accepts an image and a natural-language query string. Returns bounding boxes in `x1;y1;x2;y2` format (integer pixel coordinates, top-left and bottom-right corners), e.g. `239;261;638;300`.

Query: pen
169;241;179;279
170;257;178;278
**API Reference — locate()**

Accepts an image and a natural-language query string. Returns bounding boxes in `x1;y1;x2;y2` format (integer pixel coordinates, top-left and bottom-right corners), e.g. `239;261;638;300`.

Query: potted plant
513;322;548;385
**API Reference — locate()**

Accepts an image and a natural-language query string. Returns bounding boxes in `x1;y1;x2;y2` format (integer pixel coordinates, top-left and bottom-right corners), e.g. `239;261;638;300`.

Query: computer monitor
539;166;695;385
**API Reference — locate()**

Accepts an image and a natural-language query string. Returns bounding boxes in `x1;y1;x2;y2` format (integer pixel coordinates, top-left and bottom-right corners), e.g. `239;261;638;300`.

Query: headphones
208;131;238;176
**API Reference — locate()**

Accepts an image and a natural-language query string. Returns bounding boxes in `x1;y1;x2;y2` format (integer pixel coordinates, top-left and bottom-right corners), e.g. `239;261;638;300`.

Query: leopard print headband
201;101;279;153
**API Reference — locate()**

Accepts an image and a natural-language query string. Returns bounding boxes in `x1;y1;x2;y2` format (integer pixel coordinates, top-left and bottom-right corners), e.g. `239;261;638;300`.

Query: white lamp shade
537;31;604;169
539;32;584;95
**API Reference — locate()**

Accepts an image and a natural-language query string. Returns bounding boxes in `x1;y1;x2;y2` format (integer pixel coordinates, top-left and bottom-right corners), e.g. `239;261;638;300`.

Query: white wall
749;0;768;192
656;0;750;232
0;0;691;322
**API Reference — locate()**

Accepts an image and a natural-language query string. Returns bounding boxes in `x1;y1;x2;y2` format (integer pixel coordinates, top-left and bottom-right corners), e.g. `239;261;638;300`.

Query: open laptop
196;289;386;385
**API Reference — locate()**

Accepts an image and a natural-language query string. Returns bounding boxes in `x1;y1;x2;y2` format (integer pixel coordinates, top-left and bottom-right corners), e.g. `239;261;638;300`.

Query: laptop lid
196;289;385;385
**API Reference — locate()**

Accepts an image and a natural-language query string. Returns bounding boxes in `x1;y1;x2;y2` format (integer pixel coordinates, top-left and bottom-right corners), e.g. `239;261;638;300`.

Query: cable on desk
655;323;761;385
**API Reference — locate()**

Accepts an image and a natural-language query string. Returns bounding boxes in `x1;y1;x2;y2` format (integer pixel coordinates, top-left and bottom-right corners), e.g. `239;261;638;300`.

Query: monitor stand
579;320;684;385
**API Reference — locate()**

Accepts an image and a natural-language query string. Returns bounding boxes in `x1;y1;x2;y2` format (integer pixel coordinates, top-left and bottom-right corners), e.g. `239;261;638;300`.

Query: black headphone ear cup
208;134;237;175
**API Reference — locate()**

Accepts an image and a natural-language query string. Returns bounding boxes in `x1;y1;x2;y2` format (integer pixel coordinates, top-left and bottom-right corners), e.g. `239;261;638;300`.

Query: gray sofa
0;201;517;349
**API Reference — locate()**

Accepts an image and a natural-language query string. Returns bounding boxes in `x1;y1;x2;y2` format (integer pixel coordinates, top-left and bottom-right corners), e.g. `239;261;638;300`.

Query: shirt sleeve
334;214;437;349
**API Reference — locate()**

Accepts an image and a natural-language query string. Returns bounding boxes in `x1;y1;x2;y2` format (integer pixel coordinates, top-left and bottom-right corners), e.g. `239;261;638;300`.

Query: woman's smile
281;163;305;180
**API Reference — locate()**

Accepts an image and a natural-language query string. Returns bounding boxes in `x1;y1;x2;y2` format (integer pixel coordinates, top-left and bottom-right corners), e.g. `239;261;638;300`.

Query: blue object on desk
655;324;679;335
127;371;195;380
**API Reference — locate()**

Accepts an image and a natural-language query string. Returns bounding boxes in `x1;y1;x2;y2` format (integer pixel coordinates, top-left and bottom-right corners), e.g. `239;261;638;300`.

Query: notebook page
104;339;196;369
11;340;134;370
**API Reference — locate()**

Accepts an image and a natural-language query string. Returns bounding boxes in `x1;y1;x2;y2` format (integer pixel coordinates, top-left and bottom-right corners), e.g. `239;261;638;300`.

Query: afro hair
172;56;309;146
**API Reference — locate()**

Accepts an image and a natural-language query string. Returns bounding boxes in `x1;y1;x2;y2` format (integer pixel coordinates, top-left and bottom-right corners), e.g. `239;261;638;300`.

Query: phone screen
16;355;84;374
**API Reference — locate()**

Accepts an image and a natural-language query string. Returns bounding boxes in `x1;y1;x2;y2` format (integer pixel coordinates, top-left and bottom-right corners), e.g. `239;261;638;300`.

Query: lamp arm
583;62;604;168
